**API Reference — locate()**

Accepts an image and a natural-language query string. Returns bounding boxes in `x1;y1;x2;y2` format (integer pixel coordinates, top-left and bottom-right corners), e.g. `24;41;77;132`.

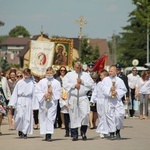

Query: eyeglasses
60;70;66;72
17;75;22;78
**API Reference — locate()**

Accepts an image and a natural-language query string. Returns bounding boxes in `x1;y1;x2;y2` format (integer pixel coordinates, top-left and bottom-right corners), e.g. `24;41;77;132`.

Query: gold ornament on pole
46;81;52;101
110;78;116;98
75;16;87;59
75;16;88;106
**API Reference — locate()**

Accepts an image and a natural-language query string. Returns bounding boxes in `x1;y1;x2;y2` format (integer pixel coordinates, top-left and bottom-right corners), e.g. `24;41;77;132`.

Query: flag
93;53;108;72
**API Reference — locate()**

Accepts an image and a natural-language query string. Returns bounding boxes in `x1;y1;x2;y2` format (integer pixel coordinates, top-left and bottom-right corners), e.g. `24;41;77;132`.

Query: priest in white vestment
35;67;61;142
101;65;127;140
62;62;94;141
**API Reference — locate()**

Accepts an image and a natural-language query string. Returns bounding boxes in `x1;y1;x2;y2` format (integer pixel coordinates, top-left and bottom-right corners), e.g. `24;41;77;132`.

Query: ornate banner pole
75;16;87;106
75;16;87;60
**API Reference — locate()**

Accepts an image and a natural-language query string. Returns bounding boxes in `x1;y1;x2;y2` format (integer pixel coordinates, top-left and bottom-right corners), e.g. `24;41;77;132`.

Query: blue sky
0;0;135;39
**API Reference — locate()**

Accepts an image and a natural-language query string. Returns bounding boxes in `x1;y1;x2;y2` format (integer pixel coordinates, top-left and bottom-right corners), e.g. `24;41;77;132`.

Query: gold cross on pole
75;16;87;60
75;16;87;39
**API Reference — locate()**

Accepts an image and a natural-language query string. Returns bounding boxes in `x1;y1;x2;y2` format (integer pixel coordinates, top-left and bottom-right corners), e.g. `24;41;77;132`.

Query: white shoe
99;133;104;139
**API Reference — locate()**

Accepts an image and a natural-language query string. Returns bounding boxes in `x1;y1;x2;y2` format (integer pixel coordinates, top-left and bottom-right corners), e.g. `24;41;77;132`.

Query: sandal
143;115;148;119
34;125;38;130
139;115;143;120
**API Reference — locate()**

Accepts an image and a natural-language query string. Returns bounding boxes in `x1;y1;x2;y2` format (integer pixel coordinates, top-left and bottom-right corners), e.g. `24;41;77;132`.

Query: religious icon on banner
50;38;73;69
29;40;55;77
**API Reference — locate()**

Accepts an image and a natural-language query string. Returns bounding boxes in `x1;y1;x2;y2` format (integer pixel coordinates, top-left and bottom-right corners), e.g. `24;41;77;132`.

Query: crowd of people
0;62;149;142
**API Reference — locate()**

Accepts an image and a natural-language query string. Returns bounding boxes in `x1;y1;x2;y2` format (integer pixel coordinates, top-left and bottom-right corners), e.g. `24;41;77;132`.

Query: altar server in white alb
8;68;37;139
35;67;62;142
90;69;109;139
62;62;94;141
101;65;127;140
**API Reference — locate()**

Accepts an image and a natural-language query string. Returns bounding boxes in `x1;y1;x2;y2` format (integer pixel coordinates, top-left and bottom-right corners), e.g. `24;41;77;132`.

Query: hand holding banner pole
77;63;82;106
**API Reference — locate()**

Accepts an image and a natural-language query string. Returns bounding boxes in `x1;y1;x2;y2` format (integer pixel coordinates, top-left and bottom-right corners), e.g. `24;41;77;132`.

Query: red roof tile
0;37;30;46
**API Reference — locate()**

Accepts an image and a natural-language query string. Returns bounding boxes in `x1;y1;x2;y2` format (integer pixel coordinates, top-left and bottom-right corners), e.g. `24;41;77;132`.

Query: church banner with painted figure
50;38;73;70
29;40;55;77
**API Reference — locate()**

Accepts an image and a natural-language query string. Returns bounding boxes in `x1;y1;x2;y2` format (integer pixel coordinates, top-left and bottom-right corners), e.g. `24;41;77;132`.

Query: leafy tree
9;26;30;37
0;35;8;43
80;38;92;62
0;57;11;73
90;45;100;62
117;0;150;67
80;38;100;63
134;0;150;26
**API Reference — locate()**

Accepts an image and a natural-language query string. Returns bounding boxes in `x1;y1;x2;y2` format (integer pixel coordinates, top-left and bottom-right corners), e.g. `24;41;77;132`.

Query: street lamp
137;1;149;63
75;16;87;61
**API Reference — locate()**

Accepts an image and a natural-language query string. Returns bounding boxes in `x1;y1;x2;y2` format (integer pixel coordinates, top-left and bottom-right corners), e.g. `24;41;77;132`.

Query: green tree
9;26;30;37
134;0;150;26
80;38;100;63
0;57;11;73
90;45;100;61
117;0;149;67
0;35;8;43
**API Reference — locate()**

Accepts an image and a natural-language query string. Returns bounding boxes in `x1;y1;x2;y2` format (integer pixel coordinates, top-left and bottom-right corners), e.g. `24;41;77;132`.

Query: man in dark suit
116;63;130;118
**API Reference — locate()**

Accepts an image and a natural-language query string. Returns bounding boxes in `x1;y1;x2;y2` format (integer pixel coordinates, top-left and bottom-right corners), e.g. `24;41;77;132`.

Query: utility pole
75;16;87;61
112;33;116;64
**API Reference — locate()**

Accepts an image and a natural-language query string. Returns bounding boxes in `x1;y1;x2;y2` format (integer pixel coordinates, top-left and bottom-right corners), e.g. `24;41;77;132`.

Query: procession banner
50;38;73;70
29;40;55;77
93;53;108;72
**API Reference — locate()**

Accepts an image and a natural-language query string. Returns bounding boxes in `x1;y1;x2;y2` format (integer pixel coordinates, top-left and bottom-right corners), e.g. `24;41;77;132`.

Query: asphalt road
0;117;150;150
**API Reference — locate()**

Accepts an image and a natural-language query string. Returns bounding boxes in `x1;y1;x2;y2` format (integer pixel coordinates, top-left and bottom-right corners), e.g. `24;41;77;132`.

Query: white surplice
59;97;69;114
35;77;61;134
90;81;109;135
62;71;94;128
101;76;127;132
8;78;36;134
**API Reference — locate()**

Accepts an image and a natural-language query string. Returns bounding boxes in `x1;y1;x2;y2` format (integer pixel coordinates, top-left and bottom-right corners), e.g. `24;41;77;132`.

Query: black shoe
64;132;69;137
72;137;78;141
109;132;115;140
46;134;52;142
82;135;87;141
24;134;27;139
116;130;121;140
18;131;23;137
116;134;121;140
